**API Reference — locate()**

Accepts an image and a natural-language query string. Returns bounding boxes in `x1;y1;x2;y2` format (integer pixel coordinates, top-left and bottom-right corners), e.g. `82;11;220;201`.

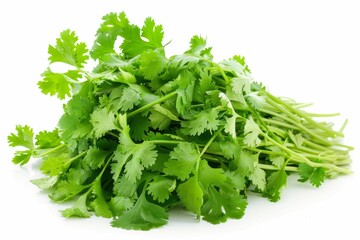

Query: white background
1;0;359;239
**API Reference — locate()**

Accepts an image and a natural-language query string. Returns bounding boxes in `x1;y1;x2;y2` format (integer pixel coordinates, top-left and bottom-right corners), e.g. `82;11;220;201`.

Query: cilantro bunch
8;12;353;230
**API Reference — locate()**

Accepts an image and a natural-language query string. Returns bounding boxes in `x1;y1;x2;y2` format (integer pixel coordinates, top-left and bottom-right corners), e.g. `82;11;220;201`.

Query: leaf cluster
8;12;352;230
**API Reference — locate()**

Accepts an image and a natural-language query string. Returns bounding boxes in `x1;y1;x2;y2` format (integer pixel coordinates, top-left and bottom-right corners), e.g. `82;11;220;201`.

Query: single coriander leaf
201;186;247;224
288;131;305;148
219;141;241;159
129;115;151;141
310;167;326;187
35;129;61;148
97;12;130;36
48;29;89;68
83;147;110;170
198;160;226;188
266;166;288;202
175;70;195;115
110;195;134;216
243;116;261;147
120;141;158;183
61;192;92;218
40;153;71;176
111;145;128;181
149;109;171;130
298;163;325;187
194;69;217;103
50;180;87;202
113;175;138;198
163;142;200;180
91;33;116;60
12;150;33;165
181;108;220;136
38;68;81;99
177;176;203;218
219;58;246;77
118;87;142;112
119;16;164;58
234;150;257;176
233;55;251;74
246;92;266;110
147;176;176;203
90;178;112;218
248;165;266;191
231;76;252;95
141;17;164;48
90;107;119;138
267;146;285;168
224;171;246;191
140;49;168;80
185;35;207;55
31;176;58;190
8;125;34;149
111;189;168;230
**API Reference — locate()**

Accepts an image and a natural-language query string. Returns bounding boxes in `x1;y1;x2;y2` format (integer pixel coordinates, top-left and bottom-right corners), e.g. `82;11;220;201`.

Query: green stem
127;91;177;118
33;144;66;158
149;140;185;145
258;163;298;172
265;92;344;137
195;127;224;174
260;131;352;174
65;151;87;165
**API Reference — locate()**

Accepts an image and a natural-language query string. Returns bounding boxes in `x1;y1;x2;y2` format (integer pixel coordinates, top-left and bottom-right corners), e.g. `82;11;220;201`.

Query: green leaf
111;146;128;181
83;147;110;170
199;161;247;224
8;125;34;149
175;73;196;115
198;160;226;188
31;176;58;190
267;146;285;168
243;116;261;147
120;16;164;58
50;180;86;202
185;35;207;55
164;142;200;180
118;87;142;112
231;76;252;95
110;196;134;216
35;129;61;148
12;150;33;166
298;163;325;187
181;108;220;136
248;165;266;191
90;107;119;138
140;50;167;80
111;189;168;230
115;141;158;183
90;179;112;218
48;29;89;68
201;185;247;224
246;92;265;110
177;176;203;218
91;33;116;60
40;153;71;176
61;192;92;218
194;69;217;103
147;176;176;203
234;150;257;176
38;68;81;99
266;166;287;202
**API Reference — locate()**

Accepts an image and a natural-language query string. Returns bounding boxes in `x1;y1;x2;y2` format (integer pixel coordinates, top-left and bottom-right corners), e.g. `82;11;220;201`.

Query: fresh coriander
8;11;353;230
